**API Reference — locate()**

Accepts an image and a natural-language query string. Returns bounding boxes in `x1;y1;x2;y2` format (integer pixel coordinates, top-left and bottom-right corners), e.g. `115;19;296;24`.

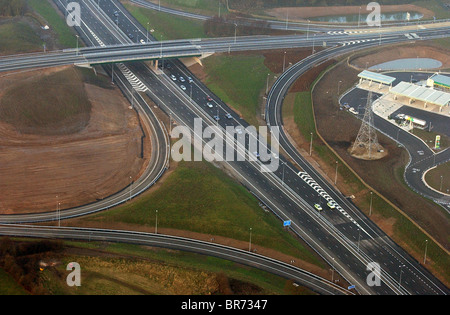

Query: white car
180;85;186;91
314;204;323;211
327;201;336;209
206;102;213;108
171;75;177;81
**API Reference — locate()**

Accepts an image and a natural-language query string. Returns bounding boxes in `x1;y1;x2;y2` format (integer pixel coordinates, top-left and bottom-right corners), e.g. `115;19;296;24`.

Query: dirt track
0;67;146;214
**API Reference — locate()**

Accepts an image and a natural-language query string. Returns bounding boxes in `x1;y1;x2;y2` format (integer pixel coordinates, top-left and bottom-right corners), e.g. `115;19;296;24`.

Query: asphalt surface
0;0;448;295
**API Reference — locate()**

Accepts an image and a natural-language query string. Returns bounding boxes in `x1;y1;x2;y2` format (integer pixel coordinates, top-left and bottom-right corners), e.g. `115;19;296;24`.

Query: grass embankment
425;163;450;194
140;0;228;17
0;268;28;295
0;67;91;135
40;242;312;295
121;0;207;40
286;59;450;286
202;54;274;127
82;159;323;269
0;20;43;54
27;0;78;48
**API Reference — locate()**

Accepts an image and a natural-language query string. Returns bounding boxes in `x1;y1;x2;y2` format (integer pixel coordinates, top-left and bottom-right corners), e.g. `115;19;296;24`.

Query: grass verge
27;0;78;48
40;242;312;295
121;0;207;40
82;159;324;269
202;53;274;127
0;20;43;54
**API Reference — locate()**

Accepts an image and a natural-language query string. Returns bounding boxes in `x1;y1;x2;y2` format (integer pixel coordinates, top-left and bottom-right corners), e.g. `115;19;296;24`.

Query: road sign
348;285;356;290
283;220;291;227
435;135;441;149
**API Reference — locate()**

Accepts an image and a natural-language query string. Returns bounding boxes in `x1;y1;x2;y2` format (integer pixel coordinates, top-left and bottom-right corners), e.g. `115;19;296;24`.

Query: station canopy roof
358;70;396;85
390;82;450;107
429;74;450;88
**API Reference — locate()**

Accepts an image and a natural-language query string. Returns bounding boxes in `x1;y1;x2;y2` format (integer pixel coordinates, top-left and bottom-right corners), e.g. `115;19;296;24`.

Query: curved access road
265;35;450;295
0;224;352;296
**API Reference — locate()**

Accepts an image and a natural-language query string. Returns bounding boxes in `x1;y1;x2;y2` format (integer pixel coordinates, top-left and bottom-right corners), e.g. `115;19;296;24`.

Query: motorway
0;0;449;295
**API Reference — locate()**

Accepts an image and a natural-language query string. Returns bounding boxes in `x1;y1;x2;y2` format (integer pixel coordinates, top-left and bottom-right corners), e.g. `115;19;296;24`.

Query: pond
310;11;423;23
369;58;442;71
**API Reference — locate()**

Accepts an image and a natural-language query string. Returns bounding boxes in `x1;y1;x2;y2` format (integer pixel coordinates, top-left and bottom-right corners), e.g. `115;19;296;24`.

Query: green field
0;20;43;54
142;0;228;17
202;54;274;127
425;162;450;194
0;268;28;295
121;0;207;40
27;0;78;48
84;159;324;268
39;242;312;295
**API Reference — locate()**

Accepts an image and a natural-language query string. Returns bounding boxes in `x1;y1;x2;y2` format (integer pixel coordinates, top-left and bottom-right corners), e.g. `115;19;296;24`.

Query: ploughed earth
0;66;147;214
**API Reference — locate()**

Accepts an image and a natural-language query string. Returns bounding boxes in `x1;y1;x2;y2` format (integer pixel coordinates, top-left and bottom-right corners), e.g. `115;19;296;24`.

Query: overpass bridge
1;24;449;74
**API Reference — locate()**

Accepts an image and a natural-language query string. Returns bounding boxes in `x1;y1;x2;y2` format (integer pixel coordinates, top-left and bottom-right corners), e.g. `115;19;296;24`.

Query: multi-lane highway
0;0;448;295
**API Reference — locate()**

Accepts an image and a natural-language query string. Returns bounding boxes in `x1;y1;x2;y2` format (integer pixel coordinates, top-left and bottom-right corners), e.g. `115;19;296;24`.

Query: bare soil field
351;43;450;70
0;67;147;214
266;4;434;21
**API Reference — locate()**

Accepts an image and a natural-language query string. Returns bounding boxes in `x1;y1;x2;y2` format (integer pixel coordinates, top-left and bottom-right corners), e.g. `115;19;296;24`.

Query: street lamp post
369;191;373;216
76;35;79;56
423;240;428;264
249;228;252;252
309;132;313;156
307;20;310;40
155;210;158;234
129;176;132;201
399;265;405;289
358;6;361;27
357;229;361;252
334;161;338;185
